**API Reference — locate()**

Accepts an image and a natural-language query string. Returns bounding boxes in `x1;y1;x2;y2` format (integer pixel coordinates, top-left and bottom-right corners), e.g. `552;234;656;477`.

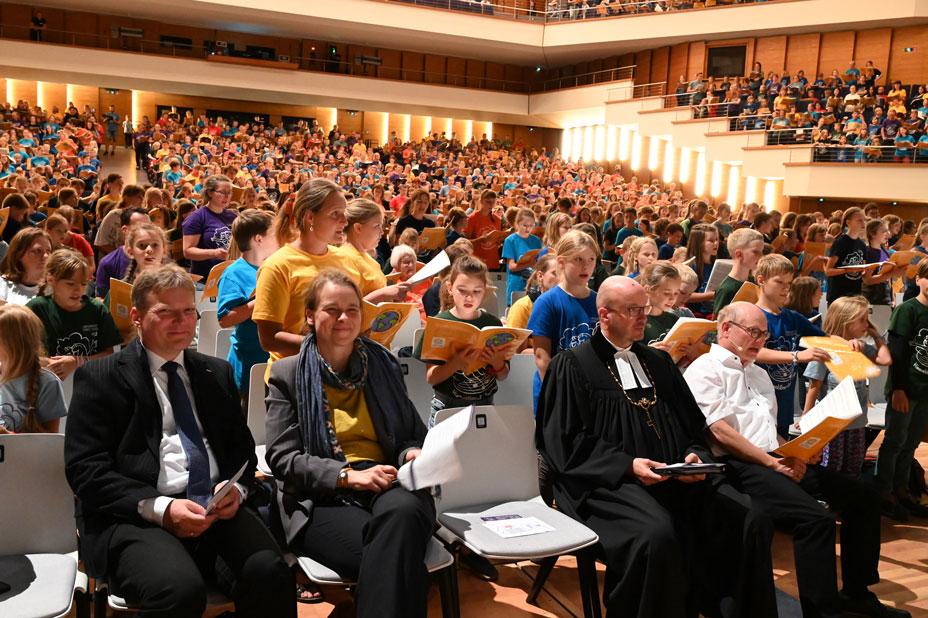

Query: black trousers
724;459;881;615
107;506;295;618
295;487;436;618
577;481;776;618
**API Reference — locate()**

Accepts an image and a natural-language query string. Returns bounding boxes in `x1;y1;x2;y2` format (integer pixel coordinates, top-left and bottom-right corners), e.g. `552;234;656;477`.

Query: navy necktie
162;361;212;507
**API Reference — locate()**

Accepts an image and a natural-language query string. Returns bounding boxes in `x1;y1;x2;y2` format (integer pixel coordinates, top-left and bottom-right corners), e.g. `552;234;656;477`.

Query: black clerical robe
536;330;777;618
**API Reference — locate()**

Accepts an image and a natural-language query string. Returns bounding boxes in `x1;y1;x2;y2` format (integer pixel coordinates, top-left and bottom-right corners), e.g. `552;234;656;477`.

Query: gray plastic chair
215;328;233;361
0;433;90;618
432;405;601;617
245;362;272;476
399;357;433;426
196;309;221;357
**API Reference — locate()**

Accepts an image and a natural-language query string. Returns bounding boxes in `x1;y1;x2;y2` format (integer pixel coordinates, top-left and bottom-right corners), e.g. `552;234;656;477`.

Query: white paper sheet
705;259;734;292
798;376;861;434
406;250;451;286
205;461;249;514
397;405;473;491
481;514;555;538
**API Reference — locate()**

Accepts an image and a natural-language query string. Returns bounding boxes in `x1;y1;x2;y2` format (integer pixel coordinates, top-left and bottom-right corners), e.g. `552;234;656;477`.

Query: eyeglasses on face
728;321;769;341
606;304;651;318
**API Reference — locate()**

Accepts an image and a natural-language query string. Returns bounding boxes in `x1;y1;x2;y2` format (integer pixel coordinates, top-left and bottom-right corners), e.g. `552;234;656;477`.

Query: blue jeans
875;397;928;495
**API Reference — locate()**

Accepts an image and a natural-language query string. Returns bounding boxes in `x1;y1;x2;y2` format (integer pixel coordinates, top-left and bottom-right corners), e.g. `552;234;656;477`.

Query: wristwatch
336;467;350;489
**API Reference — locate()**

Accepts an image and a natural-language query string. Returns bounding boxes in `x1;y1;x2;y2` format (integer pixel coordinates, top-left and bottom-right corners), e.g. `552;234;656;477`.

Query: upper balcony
27;0;928;67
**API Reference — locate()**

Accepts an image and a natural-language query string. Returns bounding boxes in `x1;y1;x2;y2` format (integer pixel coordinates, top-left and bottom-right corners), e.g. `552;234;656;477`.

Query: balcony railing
0;24;635;95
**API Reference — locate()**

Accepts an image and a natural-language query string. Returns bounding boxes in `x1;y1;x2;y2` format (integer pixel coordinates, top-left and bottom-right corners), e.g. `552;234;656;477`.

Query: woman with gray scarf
265;268;434;618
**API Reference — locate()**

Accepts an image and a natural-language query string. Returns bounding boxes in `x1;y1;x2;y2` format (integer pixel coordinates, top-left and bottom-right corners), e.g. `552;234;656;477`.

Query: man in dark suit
65;264;295;618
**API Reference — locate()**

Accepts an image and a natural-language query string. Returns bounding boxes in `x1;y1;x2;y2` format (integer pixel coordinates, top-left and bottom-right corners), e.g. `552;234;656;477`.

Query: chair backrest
411;328;425;353
510;290;526;307
215;328;233;360
869;304;892;336
398;357;433;426
197;310;220;357
0;433;76;555
432;405;538;513
61;372;74;408
493;354;536;406
247;363;269;445
393;310;423;351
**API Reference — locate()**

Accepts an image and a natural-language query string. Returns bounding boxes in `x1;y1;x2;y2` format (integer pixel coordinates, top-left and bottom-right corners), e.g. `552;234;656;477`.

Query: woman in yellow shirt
343;198;409;302
254;178;364;373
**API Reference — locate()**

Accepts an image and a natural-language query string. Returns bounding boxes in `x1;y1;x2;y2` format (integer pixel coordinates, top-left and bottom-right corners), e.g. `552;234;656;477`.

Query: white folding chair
432;405;601;617
297;538;459;618
399;357;433;426
493;354;536;406
392;310;423;352
246;363;272;476
215;328;233;361
0;434;90;618
196;310;220;357
61;372;74;409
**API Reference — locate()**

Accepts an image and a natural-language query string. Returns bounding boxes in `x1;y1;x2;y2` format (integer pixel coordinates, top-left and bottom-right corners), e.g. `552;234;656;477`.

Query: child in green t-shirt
414;255;515;427
713;227;764;316
876;256;928;520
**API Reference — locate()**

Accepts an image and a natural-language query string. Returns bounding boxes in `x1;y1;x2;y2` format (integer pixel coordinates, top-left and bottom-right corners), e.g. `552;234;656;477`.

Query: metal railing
0;23;637;95
811;143;928;164
385;0;787;22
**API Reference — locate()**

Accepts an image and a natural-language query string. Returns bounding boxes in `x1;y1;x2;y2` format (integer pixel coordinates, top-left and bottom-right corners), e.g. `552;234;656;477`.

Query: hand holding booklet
661;317;716;362
775;376;860;460
420;317;531;374
652;462;726;477
205;461;249;515
799;336;880;382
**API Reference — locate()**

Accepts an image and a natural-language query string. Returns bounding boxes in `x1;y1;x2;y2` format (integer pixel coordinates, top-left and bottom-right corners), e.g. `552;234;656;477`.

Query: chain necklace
606;356;662;441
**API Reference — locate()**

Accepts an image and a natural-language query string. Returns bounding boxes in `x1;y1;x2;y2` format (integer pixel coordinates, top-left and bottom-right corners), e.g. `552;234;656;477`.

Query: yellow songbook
893;234;916;251
731;281;760;305
799;336;881;382
419;317;530;374
486;229;510;246
776;377;861;460
419;228;447;252
907;256;927;279
661;317;716;363
200;260;234;302
361;301;416;347
0;207;9;237
109;278;134;336
889;250;922;270
515;248;542;269
802;241;830;258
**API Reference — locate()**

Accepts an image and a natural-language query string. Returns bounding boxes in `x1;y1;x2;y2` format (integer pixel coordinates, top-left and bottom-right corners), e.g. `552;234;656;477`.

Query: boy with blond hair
713;228;765;315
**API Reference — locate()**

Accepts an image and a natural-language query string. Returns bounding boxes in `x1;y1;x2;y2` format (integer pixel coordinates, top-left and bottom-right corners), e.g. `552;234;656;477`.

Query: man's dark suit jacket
64;338;257;577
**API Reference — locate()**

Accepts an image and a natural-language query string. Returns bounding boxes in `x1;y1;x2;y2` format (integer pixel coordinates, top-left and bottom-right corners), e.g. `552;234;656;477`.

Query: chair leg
576;548;602;618
525;556;558;605
93;582;108;618
437;564;461;618
75;589;92;618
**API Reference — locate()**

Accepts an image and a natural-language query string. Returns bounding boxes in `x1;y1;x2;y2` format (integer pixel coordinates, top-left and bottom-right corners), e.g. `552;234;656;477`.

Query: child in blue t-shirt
217;210;277;396
501;207;542;306
752;254;829;437
527;230;600;409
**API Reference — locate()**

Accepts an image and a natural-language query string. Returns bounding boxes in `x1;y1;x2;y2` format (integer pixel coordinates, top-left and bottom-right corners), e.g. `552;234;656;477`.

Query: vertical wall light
744;176;758;205
630;132;643;171
618;126;631;161
710;160;724;198
401;114;411;143
763;179;777;212
647;137;661;172
678;147;691;184
594;125;606;162
423;116;432;139
726;166;741;207
562;128;573;161
606;125;618;162
4;79;13;106
662;141;675;183
582;126;594;162
486;121;493;140
464;119;473;144
571;127;583;162
693;151;707;197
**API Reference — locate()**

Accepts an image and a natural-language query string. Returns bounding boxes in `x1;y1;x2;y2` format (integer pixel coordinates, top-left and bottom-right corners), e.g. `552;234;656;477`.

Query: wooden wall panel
97;88;132;127
7;79;36;106
69;84;99;113
423;54;445;85
818;31;856;78
854;28;892;80
401;51;424;82
132;90;321;126
888;25;928;85
466;59;486;89
687;41;706;79
668;43;690;86
634;50;652;85
785;33;820;77
485;62;505;89
754;35;787;74
446;57;467;87
649;46;670;87
336;109;363;134
379;49;402;80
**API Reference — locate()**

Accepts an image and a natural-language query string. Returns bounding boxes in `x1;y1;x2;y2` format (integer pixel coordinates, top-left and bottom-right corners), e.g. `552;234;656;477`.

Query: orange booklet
515;248;542;269
893;235;916;251
419;228;447;252
361;301;416;347
775;376;861;459
799;336;881;382
482;229;510;246
802;241;830;258
109;278;134;336
419;317;531;374
200;260;234;302
889;250;922;270
661;318;716;362
731;281;760;304
0;207;8;237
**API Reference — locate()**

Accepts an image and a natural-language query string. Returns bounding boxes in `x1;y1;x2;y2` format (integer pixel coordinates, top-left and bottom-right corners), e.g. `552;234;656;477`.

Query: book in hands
407;250;450;286
799;336;881;382
419;228;447;252
730;281;760;304
775;376;861;460
361;301;416;347
484;229;510;246
893;234;916;251
802;241;830;258
661;317;717;362
200;260;234;302
0;207;9;236
889;250;923;271
205;461;249;515
514;248;542;269
109;278;134;336
651;462;727;477
419;317;531;374
705;259;733;292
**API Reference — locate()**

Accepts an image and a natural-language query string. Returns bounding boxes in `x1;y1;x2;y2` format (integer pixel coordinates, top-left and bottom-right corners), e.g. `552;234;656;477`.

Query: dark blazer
265;354;425;546
64;338;257;577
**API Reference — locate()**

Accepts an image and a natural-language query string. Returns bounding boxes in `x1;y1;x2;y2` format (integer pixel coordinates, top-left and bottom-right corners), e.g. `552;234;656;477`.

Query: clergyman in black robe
535;276;777;618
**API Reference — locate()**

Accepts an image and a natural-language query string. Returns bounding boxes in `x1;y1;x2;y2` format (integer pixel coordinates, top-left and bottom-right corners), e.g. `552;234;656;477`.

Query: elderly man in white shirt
684;301;907;618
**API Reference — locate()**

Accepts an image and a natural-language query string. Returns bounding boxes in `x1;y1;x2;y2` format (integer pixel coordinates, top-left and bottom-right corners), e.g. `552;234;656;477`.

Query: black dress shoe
881;498;909;522
840;591;911;618
897;495;928;518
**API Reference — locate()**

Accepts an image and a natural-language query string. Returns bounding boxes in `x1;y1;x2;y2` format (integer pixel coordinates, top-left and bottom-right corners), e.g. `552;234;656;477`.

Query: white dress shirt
137;347;244;525
684;344;780;455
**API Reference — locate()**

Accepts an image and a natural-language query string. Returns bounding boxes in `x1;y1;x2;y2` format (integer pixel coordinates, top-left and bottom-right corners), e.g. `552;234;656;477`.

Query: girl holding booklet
415;255;514;427
861;218;900;306
501;208;542;306
683;223;719;317
803;296;890;477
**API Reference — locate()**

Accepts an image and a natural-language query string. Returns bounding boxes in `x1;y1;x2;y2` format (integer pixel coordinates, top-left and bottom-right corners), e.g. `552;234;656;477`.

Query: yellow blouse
324;384;384;464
